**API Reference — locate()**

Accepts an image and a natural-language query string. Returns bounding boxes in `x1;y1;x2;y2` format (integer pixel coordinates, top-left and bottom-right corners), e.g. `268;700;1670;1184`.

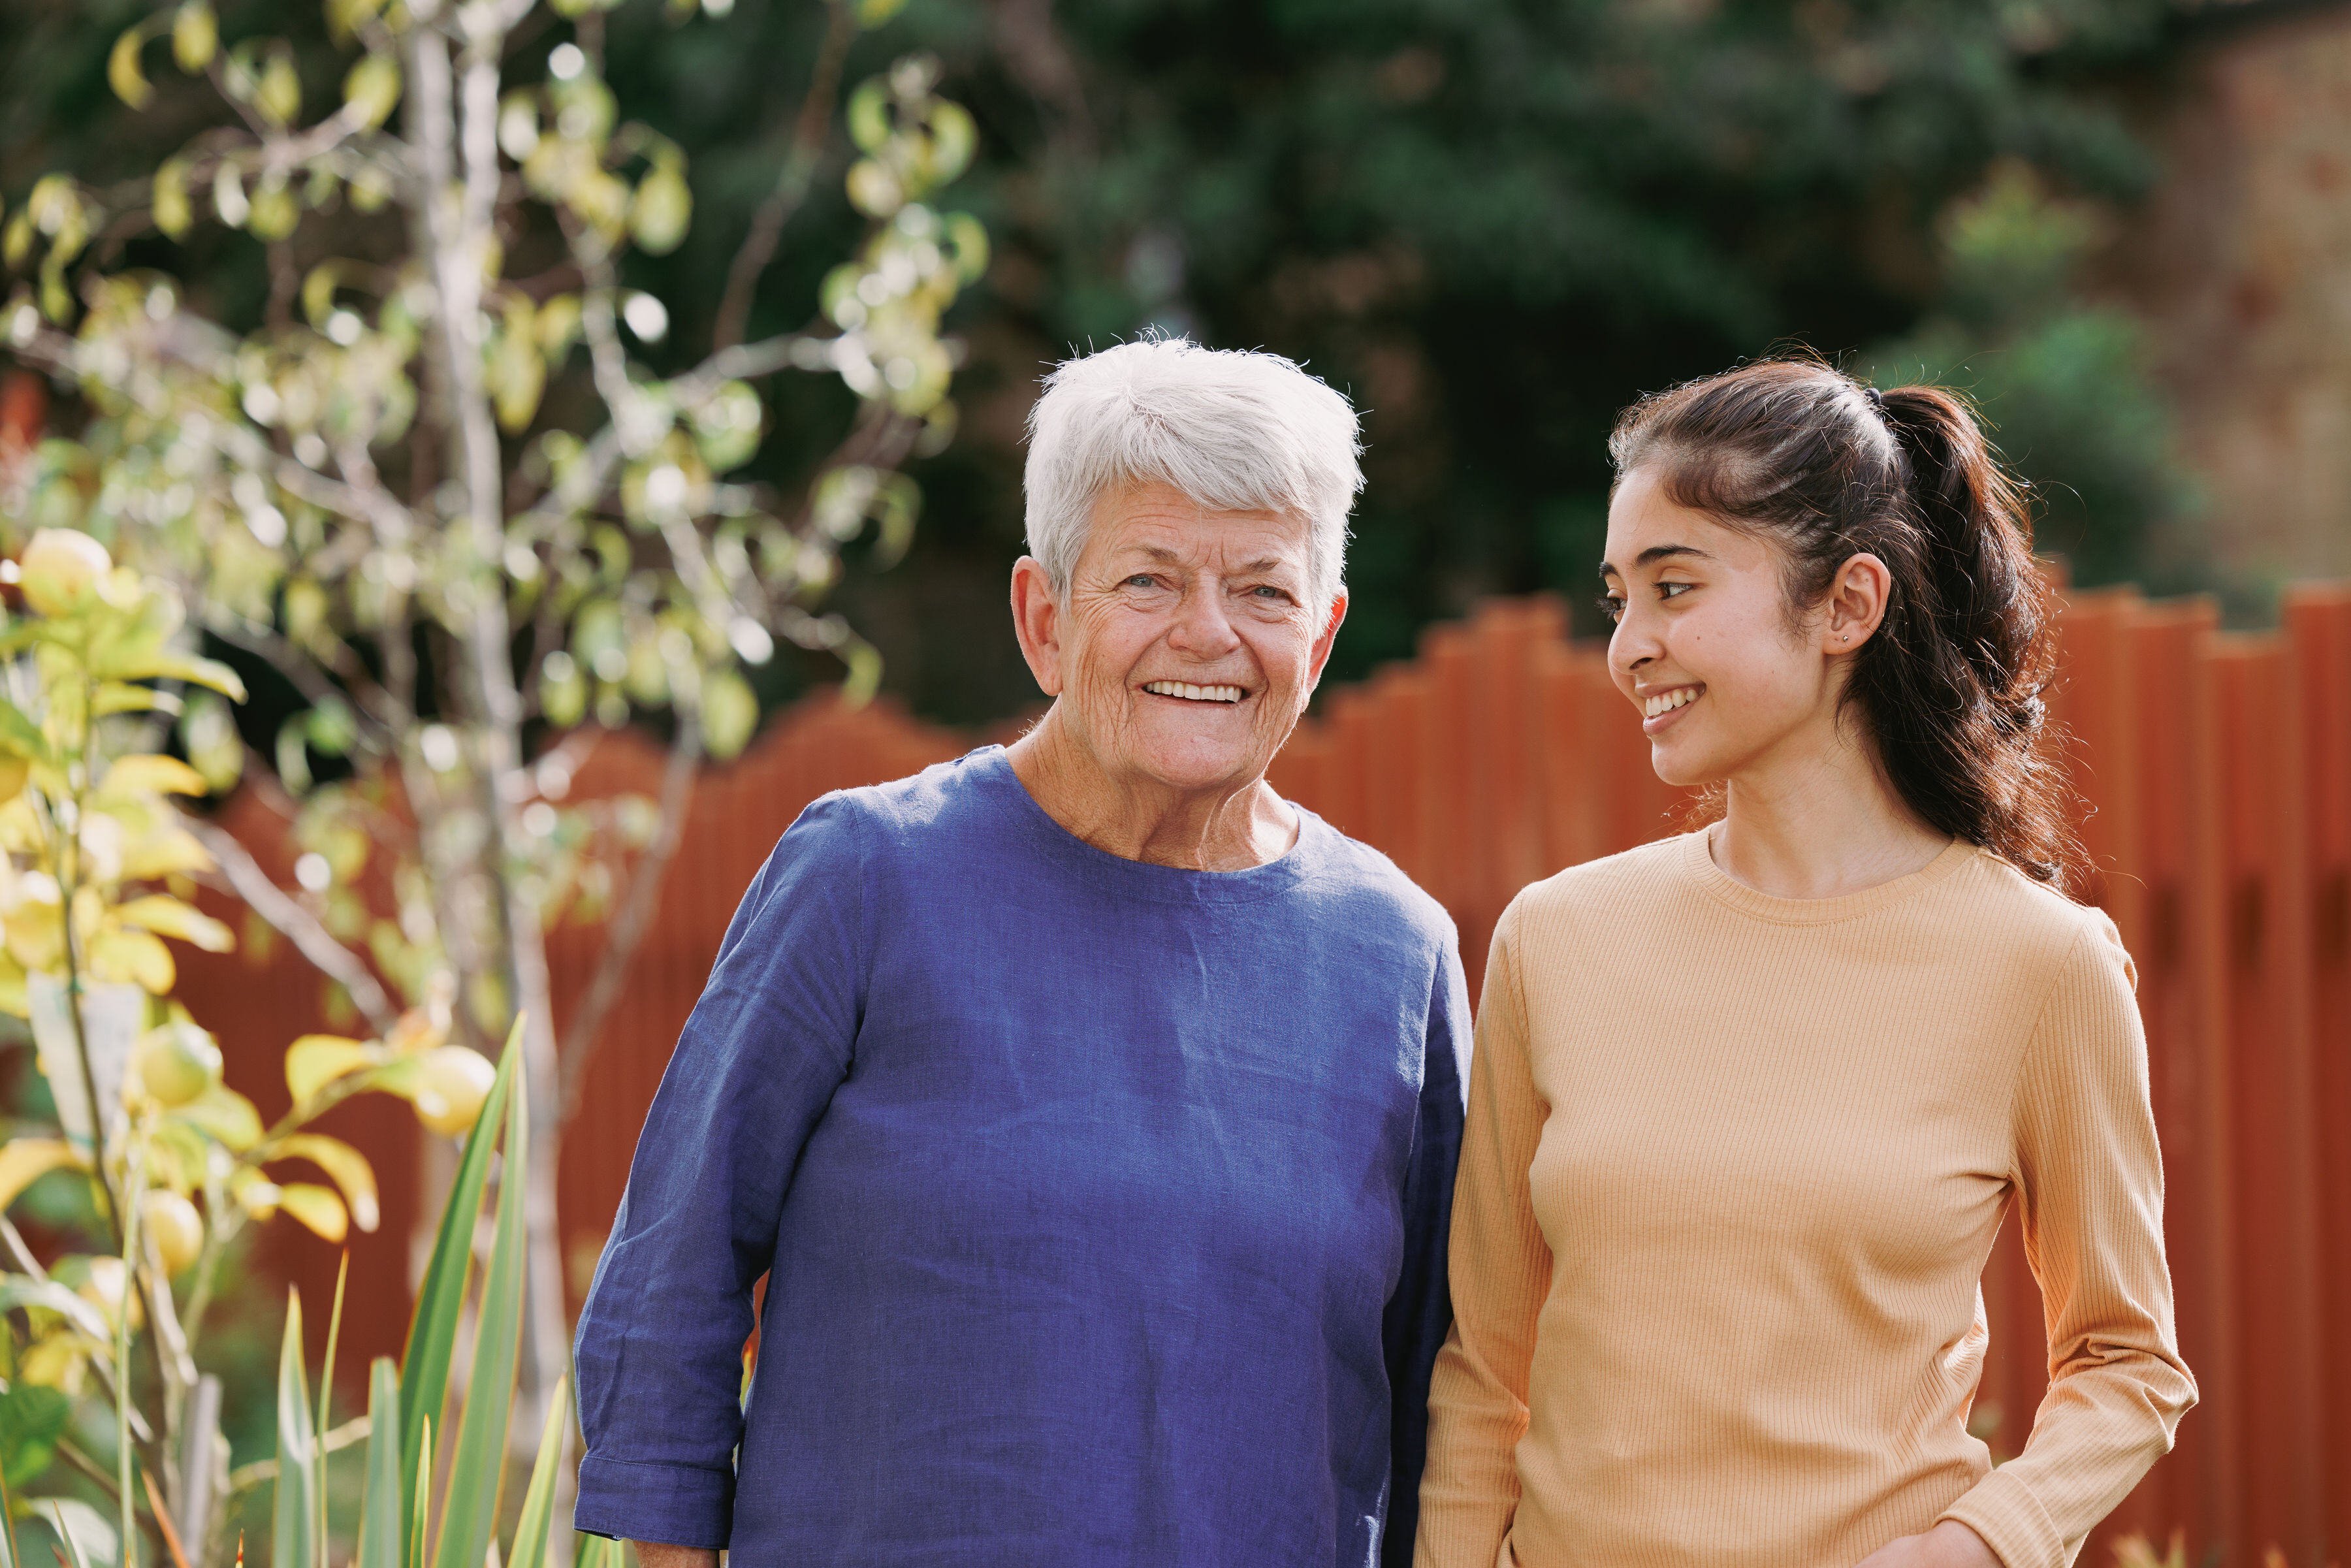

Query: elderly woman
573;338;1469;1567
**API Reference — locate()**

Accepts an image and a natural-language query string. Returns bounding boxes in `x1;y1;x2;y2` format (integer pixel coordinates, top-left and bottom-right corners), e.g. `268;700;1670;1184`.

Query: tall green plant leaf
410;1418;432;1568
272;1287;317;1568
395;1017;520;1542
428;1043;529;1568
504;1375;569;1568
357;1358;403;1568
573;1539;620;1568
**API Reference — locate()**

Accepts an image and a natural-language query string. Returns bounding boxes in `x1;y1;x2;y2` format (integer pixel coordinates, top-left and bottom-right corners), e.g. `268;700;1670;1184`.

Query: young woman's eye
1657;581;1693;602
1596;594;1625;624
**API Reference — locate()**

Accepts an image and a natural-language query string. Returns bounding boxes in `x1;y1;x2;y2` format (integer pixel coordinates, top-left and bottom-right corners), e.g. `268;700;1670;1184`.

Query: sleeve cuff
1940;1465;2068;1568
571;1454;734;1550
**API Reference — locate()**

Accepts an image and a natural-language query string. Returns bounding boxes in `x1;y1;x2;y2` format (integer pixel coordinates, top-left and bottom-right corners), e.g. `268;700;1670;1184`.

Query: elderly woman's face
1047;481;1340;794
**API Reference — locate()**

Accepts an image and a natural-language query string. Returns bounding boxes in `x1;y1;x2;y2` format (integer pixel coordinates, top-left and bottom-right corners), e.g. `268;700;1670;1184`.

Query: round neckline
969;745;1330;904
1679;825;1976;925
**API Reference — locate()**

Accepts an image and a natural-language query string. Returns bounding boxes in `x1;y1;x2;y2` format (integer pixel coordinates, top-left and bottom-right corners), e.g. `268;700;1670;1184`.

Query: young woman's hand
1853;1520;2002;1568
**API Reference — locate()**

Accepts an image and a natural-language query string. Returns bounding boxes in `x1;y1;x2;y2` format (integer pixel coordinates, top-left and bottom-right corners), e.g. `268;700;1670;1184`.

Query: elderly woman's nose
1166;583;1244;654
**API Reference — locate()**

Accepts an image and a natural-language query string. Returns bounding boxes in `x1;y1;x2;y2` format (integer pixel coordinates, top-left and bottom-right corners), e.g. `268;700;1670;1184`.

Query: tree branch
712;0;857;351
182;815;400;1036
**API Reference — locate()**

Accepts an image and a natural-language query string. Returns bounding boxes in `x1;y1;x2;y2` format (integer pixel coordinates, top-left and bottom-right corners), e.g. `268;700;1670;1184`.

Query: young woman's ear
1821;552;1894;654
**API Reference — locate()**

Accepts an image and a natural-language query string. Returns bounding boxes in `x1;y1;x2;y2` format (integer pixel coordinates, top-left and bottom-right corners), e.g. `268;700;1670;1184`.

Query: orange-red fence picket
183;583;2351;1566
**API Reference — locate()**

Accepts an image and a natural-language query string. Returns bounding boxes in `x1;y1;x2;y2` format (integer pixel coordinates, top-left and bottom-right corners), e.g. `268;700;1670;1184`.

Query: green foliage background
3;0;2208;724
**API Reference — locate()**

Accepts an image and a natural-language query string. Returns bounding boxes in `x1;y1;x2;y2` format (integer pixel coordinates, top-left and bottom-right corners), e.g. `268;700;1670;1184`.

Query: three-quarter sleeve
572;794;872;1548
1938;917;2198;1568
1381;936;1471;1568
1415;899;1550;1568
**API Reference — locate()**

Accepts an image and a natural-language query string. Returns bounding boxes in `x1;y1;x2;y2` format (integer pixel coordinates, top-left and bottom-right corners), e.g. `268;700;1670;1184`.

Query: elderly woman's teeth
1144;680;1243;703
1644;687;1701;718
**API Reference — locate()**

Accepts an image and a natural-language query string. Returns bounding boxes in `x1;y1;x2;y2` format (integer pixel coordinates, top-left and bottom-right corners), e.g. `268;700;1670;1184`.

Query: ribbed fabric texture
1416;830;2196;1568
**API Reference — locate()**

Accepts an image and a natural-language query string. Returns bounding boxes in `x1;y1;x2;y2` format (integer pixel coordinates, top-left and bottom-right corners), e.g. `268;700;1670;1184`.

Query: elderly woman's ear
1008;552;1067;697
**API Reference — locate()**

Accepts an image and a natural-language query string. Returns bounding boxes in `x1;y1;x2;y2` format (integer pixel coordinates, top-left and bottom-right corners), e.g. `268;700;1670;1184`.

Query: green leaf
845;79;890;152
273;1287;318;1568
108;27;153;110
504;1376;570;1568
701;669;758;761
429;1032;530;1568
0;1382;68;1490
396;1015;520;1549
153;161;194;240
0;700;51;765
357;1359;402;1568
35;1501;112;1568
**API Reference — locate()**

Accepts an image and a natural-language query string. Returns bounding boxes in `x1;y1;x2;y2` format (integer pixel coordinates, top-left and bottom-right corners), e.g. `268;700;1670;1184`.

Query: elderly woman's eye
1125;574;1158;590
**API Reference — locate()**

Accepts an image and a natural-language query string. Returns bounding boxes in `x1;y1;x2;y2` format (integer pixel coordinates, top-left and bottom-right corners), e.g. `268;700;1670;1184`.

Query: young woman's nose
1609;607;1661;680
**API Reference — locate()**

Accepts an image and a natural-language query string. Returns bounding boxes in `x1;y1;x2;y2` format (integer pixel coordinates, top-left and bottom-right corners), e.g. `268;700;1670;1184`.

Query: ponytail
1608;357;2083;890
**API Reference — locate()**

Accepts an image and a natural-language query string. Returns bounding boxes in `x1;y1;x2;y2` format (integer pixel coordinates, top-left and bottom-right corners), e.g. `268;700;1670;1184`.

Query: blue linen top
572;745;1468;1567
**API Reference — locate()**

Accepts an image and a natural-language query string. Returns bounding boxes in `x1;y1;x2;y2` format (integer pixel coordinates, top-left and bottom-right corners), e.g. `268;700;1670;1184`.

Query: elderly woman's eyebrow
1599;543;1712;578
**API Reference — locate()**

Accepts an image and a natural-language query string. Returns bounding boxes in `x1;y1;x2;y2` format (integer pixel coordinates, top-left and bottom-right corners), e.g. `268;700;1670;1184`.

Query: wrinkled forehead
1082;482;1316;578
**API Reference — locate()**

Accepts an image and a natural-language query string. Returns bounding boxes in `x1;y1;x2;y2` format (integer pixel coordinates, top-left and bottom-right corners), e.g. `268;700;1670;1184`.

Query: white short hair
1023;337;1363;607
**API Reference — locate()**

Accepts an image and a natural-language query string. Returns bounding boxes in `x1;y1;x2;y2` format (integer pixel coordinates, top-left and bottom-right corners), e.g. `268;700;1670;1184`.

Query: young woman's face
1600;466;1852;788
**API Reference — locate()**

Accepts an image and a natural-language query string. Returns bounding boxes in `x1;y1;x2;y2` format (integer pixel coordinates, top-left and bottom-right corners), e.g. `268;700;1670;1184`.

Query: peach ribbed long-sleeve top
1416;831;2194;1568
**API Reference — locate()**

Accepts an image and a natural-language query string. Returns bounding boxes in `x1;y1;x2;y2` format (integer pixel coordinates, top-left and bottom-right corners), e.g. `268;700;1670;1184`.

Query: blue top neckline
967;744;1334;904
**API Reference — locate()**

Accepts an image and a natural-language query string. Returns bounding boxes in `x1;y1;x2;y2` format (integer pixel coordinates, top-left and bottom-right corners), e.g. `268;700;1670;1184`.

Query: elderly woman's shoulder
772;750;1007;862
1303;822;1459;944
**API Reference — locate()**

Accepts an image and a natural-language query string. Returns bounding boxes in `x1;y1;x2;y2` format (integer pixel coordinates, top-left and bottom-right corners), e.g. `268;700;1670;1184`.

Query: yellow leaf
344;53;402;131
275;1181;347;1243
112;894;234;952
153;161;193;240
0;1138;84;1214
108;27;153;111
121;826;214;880
171;2;217;72
87;927;174;993
272;1133;379;1232
285;1033;377;1104
176;1083;263;1151
99;754;209;799
257;52;301;127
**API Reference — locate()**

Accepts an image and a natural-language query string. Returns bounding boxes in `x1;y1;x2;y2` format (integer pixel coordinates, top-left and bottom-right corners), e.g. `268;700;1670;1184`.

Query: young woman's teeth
1644;686;1701;718
1144;680;1243;704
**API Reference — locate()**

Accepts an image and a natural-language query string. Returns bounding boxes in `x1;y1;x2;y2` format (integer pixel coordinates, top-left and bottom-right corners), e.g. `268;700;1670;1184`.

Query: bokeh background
3;1;2348;1563
10;0;2350;728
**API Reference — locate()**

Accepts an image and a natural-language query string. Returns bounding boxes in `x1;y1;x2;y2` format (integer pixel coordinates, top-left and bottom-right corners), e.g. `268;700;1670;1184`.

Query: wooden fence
181;583;2351;1566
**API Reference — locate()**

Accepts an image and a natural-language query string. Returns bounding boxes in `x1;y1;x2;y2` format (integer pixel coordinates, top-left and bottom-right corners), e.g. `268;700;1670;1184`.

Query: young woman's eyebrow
1599;543;1712;580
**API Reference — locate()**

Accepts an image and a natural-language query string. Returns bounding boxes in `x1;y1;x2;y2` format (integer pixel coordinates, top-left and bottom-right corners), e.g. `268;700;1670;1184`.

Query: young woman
1416;359;2195;1568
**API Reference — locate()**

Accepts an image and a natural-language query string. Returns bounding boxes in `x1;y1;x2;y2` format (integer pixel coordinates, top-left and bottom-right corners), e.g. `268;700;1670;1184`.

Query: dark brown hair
1608;355;2084;890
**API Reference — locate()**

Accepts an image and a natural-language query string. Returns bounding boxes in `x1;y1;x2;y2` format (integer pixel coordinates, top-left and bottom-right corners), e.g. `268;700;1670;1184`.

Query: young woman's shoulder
1949;845;2134;987
1501;833;1694;937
